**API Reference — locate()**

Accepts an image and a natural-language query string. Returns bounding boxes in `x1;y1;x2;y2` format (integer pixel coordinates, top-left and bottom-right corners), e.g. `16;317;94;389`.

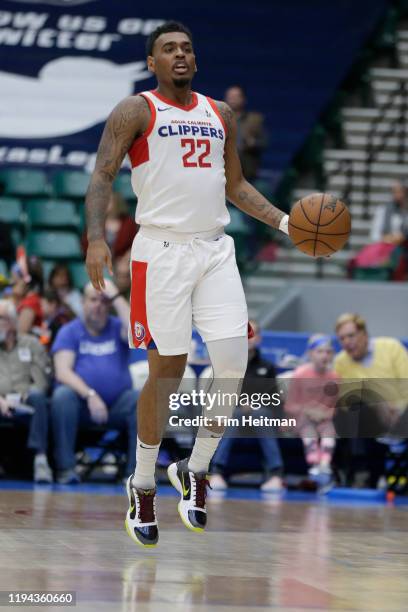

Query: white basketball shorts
128;226;248;356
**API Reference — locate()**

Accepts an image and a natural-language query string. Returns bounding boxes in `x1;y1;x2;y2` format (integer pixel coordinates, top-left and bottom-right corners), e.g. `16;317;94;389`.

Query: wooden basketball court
0;484;407;611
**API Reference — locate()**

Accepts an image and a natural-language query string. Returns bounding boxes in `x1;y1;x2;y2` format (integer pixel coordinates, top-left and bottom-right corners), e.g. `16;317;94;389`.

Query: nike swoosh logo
158;106;171;111
181;473;190;497
130;504;135;513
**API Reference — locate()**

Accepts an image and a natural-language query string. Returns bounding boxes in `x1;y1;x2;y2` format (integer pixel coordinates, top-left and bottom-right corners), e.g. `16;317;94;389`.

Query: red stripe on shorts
130;261;152;348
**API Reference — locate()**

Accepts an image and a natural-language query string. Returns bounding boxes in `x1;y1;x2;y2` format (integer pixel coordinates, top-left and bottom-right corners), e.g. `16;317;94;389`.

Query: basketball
288;193;352;257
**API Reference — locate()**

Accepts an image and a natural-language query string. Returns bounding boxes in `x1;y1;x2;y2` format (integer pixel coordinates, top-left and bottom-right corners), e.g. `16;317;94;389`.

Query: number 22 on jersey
181;138;212;168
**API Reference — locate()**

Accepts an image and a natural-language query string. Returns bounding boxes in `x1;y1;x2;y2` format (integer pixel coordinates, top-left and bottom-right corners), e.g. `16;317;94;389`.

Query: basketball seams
299;199;315;226
319;204;348;227
293;238;337;254
288;192;351;257
288;221;350;236
312;194;325;257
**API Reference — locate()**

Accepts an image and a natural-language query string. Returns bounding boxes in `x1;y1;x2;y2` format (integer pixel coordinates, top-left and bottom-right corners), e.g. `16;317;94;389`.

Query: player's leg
126;231;195;546
167;234;248;531
125;350;188;548
167;336;247;531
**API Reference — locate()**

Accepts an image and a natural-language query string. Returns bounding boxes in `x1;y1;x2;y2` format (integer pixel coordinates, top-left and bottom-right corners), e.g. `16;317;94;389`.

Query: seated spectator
334;313;408;486
11;255;44;335
81;192;138;263
371;181;408;245
40;289;75;348
210;320;284;492
48;264;83;318
285;335;339;477
349;181;408;281
0;299;52;483
51;279;137;484
224;85;267;181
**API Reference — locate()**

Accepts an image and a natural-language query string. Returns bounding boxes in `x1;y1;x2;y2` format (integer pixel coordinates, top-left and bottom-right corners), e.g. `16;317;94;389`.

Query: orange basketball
288;193;351;257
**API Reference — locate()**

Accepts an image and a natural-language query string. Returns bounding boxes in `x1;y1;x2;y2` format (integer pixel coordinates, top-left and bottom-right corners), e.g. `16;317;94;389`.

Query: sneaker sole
124;477;158;548
167;463;204;534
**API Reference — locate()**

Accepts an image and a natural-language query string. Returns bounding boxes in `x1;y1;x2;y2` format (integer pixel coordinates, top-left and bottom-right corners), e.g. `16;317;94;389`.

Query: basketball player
85;21;290;548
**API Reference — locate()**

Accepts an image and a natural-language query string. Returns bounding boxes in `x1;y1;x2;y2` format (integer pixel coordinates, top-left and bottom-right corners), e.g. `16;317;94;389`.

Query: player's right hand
86;239;113;291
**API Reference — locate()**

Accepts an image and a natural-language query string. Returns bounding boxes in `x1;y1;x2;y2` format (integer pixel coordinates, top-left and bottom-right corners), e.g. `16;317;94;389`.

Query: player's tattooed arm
216;101;286;231
86;95;150;241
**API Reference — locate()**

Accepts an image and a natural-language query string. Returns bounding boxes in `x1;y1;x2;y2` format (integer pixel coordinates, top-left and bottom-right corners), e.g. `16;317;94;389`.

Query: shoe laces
194;475;211;508
136;489;156;523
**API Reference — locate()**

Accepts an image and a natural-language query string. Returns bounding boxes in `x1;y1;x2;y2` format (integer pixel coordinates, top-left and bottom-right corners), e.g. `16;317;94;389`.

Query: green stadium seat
52;170;90;199
27;231;82;260
0;259;9;277
69;262;89;290
26;199;80;230
11;228;23;248
0;197;24;226
0;169;49;198
114;173;137;202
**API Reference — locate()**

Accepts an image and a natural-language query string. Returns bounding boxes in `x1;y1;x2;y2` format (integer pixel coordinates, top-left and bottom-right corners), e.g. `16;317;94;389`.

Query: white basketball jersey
128;90;230;233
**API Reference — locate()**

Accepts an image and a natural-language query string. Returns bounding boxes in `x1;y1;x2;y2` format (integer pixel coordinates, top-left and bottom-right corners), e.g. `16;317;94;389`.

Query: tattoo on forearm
236;187;284;229
85;97;148;241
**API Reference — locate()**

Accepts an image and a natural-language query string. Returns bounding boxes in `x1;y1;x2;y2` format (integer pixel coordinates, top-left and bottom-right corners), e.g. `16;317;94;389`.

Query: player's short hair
146;21;193;57
335;313;367;334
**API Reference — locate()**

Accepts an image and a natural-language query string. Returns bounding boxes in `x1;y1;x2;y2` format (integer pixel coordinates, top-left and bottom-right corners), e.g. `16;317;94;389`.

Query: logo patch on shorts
134;322;146;341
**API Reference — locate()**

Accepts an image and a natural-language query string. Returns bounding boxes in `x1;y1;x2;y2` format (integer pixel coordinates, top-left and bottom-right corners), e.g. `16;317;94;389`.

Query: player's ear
147;55;155;74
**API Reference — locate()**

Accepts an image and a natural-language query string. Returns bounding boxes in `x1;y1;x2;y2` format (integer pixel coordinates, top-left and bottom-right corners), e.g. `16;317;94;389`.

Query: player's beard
172;77;191;88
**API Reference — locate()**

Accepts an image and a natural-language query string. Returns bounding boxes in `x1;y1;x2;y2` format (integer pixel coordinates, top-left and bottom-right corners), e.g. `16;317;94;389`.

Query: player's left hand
86;239;113;291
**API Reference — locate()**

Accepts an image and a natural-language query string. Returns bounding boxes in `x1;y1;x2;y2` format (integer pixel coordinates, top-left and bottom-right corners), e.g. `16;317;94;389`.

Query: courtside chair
26;230;82;261
52;170;90;200
26;199;81;230
0;169;49;198
0;197;25;227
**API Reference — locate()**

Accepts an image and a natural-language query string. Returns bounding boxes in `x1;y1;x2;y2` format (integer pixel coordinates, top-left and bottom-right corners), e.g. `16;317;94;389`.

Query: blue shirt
52;317;132;406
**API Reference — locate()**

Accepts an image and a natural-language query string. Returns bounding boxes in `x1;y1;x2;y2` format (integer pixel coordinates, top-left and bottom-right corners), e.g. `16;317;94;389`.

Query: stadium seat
114;173;137;202
26;200;80;230
26;231;82;260
11;228;23;248
69;262;89;290
0;259;8;277
0;169;49;198
52;170;90;199
0;197;24;226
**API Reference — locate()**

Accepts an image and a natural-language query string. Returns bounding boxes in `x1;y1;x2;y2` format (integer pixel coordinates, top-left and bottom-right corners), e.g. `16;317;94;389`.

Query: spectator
48;264;83;318
11;256;44;335
224;85;267;181
334;313;408;486
0;299;52;483
81;192;138;263
40;289;75;348
210;320;284;492
50;279;137;484
285;335;339;477
114;254;131;300
371;181;408;245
